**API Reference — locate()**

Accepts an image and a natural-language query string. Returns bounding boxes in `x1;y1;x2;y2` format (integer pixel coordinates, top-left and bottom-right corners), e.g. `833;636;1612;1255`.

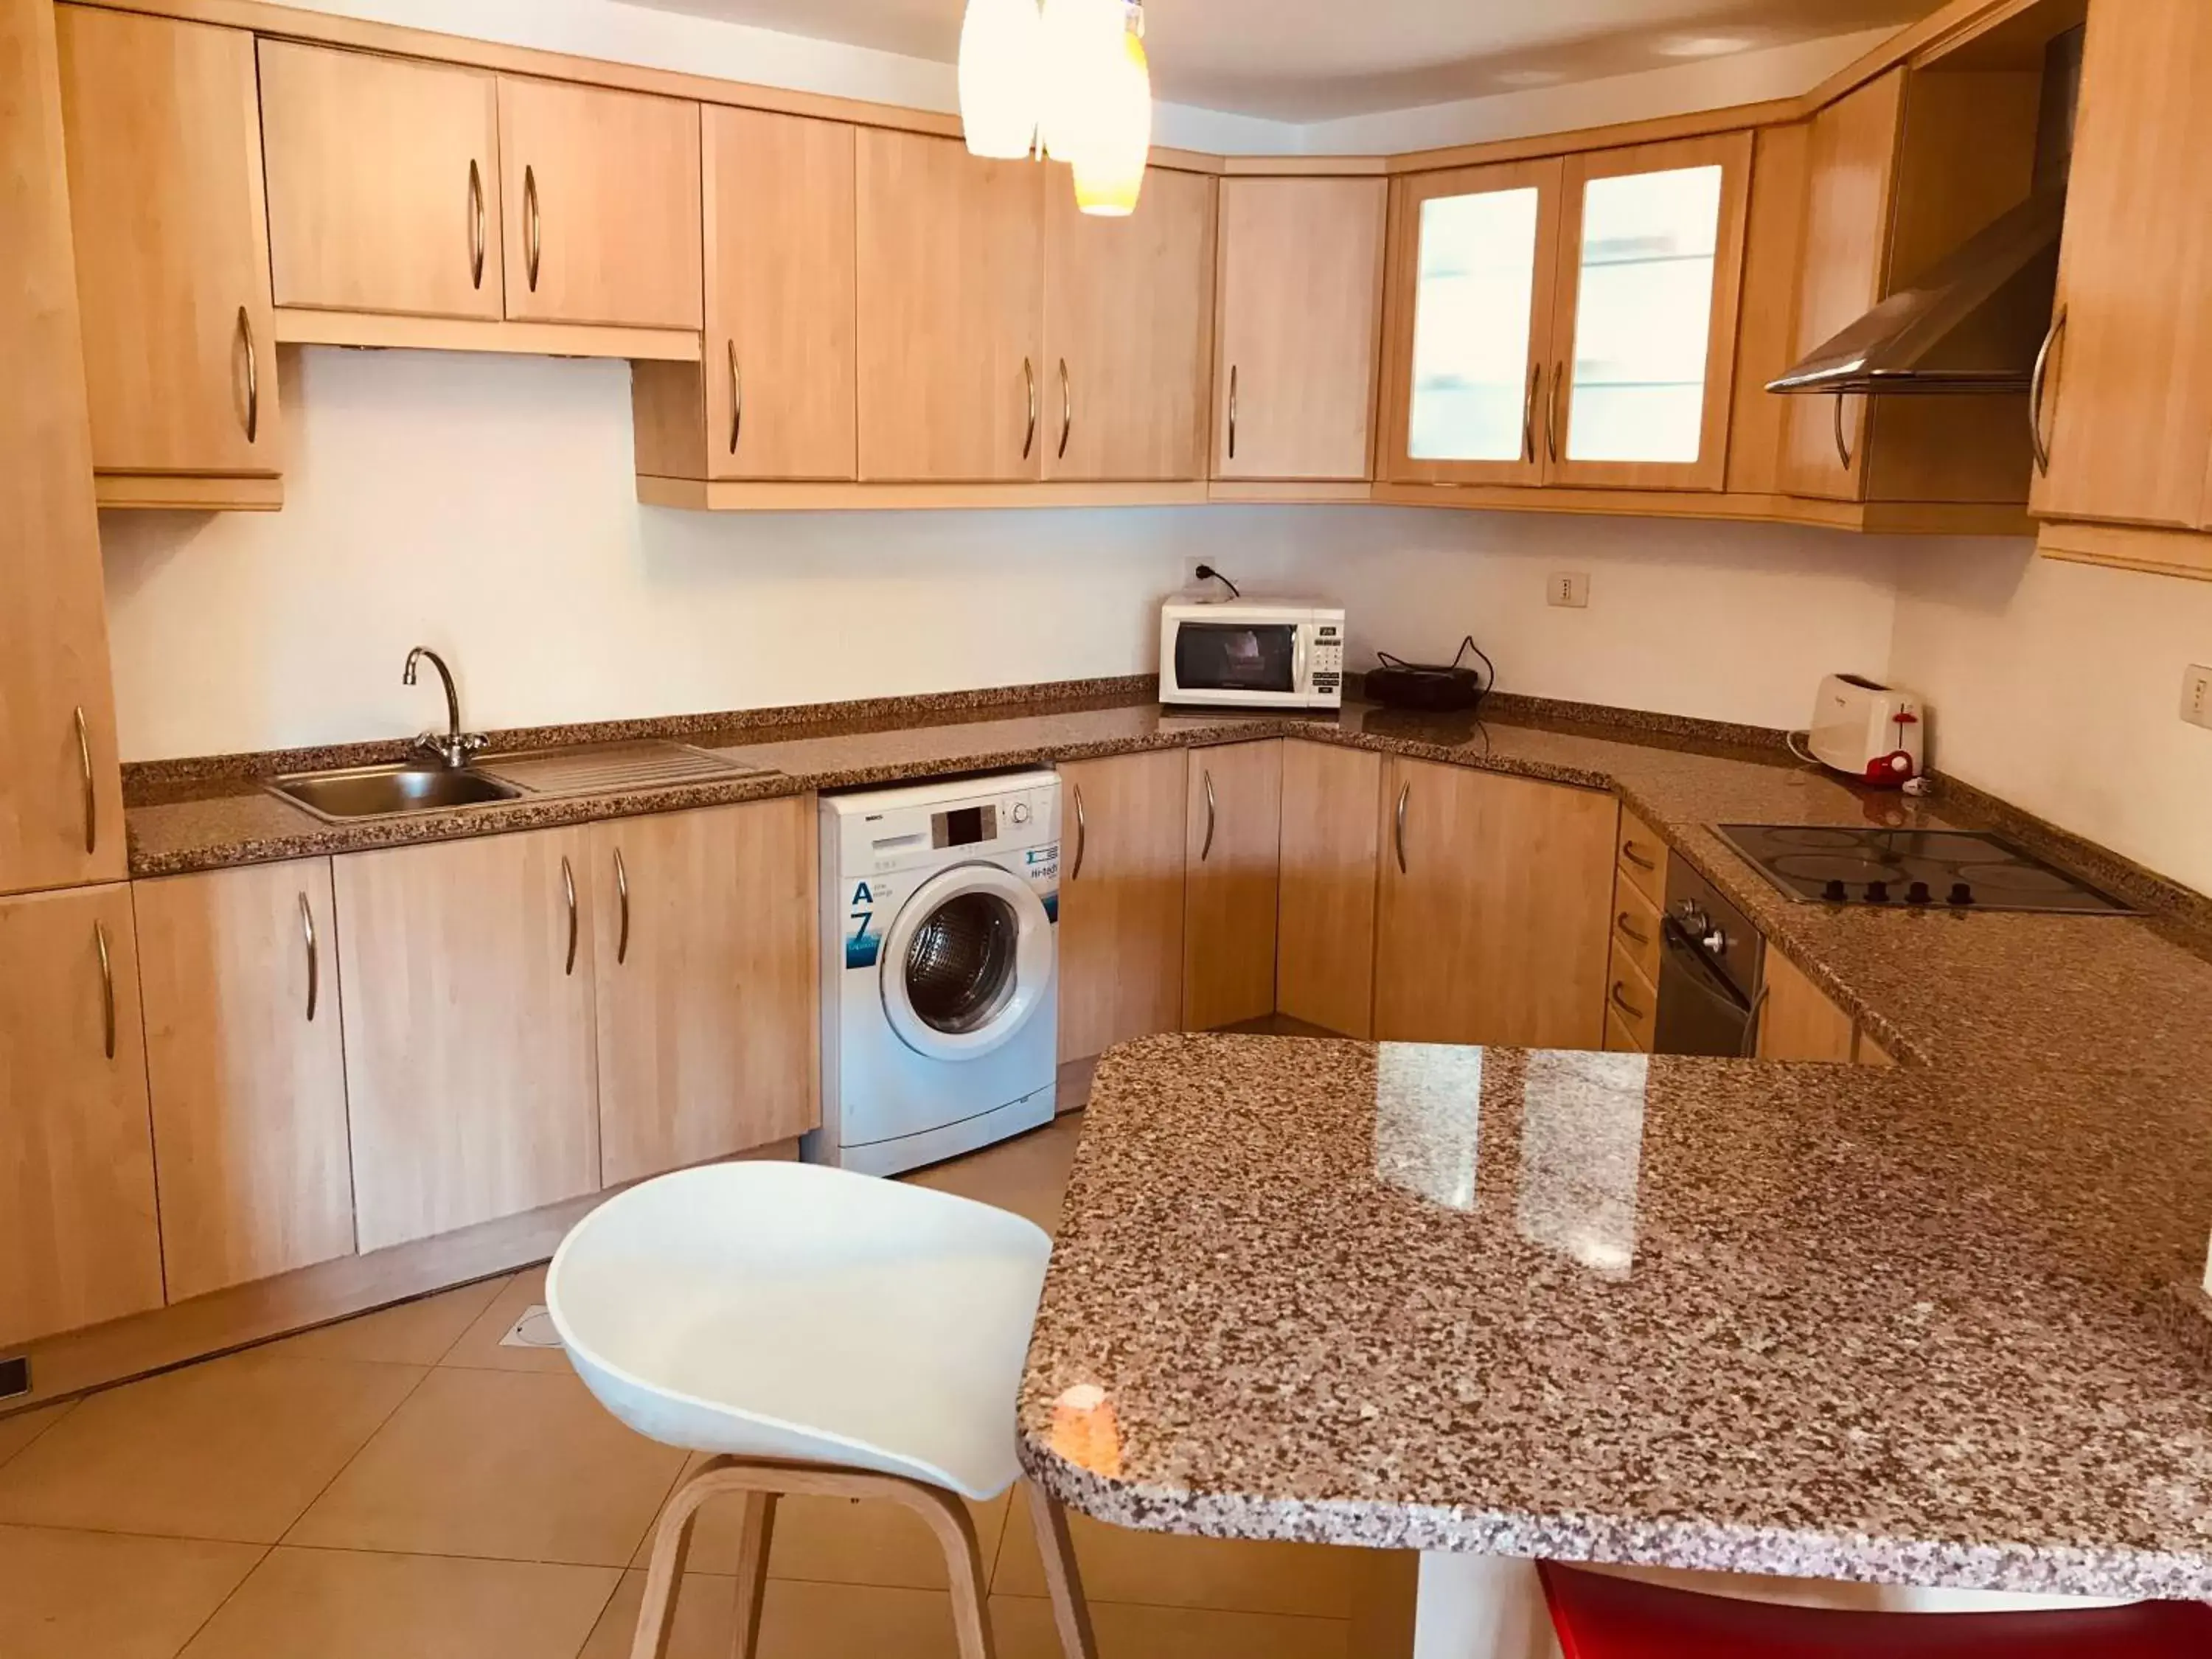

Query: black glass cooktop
1715;826;2135;914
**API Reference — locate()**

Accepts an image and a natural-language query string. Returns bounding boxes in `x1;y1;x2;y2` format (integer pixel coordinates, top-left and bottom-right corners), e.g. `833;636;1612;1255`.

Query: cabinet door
1182;742;1282;1032
136;860;355;1301
1547;132;1752;491
0;0;125;897
335;828;600;1251
591;800;820;1189
55;5;279;476
1380;159;1564;487
704;108;856;481
1778;69;1906;502
1276;741;1380;1039
1042;166;1215;481
259;41;501;320
1373;758;1618;1049
0;886;163;1348
2032;0;2212;531
1057;751;1186;1063
1214;176;1388;481
857;131;1045;481
1754;949;1857;1064
498;76;702;329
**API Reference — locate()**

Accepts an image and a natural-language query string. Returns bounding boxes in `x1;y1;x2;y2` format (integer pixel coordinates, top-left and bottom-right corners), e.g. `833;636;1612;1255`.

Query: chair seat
1538;1562;2212;1659
546;1161;1053;1499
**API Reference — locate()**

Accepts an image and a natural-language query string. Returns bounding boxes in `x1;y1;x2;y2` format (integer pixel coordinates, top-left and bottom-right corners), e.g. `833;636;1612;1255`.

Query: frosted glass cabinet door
1383;159;1563;486
1548;133;1753;490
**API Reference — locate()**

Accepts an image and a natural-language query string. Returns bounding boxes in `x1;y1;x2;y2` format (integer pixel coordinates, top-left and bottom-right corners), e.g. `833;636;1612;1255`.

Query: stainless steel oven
1654;858;1766;1058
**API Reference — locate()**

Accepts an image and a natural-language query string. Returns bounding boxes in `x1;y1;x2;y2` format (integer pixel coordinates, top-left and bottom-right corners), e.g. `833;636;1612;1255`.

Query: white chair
546;1160;1096;1659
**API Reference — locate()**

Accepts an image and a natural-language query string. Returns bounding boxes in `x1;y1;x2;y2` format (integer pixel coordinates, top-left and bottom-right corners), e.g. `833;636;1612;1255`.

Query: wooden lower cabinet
135;860;355;1301
588;799;820;1188
1756;948;1859;1064
1276;740;1381;1037
1056;750;1186;1063
0;884;164;1348
1182;742;1282;1031
335;827;601;1252
1373;757;1618;1048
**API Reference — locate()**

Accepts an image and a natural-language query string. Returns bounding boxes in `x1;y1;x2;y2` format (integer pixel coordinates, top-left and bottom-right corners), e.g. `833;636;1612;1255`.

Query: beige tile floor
0;1112;1374;1658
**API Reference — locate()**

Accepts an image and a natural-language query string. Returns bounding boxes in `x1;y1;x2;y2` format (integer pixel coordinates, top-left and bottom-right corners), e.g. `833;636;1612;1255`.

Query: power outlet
1548;571;1589;609
2183;665;2212;730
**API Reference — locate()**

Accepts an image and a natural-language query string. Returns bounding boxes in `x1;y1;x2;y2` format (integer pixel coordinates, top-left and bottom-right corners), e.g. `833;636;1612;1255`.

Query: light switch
2182;665;2212;730
1548;572;1589;609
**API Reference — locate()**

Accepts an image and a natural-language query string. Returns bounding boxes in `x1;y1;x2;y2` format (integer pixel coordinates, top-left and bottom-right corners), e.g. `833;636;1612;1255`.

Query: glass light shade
958;0;1041;160
1037;0;1123;162
1072;27;1150;217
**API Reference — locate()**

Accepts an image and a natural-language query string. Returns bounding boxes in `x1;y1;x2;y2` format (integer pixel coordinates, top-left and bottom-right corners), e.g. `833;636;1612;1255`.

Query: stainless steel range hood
1769;25;2082;398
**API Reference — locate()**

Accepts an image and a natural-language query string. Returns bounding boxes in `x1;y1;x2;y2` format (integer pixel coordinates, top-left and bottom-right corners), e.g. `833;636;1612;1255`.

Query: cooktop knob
1822;878;1848;902
1865;880;1890;903
1906;880;1933;905
1948;882;1975;907
1677;902;1709;936
1700;928;1728;957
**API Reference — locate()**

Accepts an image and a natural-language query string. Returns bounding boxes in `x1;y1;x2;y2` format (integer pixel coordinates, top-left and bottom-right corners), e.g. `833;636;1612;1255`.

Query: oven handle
1293;627;1309;701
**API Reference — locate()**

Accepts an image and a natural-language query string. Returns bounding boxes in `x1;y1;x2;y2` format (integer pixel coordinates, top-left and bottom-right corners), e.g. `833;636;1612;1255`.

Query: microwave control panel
1312;623;1344;698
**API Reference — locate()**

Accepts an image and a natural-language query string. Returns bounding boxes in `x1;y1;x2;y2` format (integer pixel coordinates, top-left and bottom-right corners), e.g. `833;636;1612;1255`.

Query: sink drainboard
474;740;777;797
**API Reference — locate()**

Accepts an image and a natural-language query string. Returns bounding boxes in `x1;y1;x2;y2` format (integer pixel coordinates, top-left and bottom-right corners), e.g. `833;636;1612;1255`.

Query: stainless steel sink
268;762;523;823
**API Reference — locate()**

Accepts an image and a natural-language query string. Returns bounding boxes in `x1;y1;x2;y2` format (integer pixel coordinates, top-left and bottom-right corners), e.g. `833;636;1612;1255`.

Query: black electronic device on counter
1363;636;1494;714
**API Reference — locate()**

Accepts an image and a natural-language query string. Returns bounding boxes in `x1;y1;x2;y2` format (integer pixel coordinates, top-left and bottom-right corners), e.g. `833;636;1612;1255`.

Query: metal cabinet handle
560;853;577;975
1545;361;1562;464
524;164;541;292
299;890;319;1023
1057;358;1072;460
614;846;631;965
1615;912;1650;947
1621;840;1658;873
1832;392;1855;473
1393;782;1409;875
95;920;116;1060
1200;770;1217;863
1069;782;1086;881
1021;357;1037;460
467;158;486;289
237;305;260;443
74;706;95;856
2029;307;2066;477
728;338;742;456
1609;981;1646;1022
1227;364;1239;461
1520;362;1541;464
1741;983;1771;1060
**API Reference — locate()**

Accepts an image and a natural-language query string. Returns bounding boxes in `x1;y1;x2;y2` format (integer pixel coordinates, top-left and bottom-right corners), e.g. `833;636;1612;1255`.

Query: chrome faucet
402;646;488;768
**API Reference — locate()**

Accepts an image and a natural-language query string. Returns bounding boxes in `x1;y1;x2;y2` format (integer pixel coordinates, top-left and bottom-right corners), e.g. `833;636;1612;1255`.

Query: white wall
1889;543;2212;898
100;347;1899;759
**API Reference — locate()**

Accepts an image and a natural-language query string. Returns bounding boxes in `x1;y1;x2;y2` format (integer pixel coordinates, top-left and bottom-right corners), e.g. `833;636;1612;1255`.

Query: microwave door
1173;623;1298;696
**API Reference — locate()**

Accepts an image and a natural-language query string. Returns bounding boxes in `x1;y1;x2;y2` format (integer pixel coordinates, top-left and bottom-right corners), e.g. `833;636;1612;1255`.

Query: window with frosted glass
1407;187;1541;462
1565;165;1724;465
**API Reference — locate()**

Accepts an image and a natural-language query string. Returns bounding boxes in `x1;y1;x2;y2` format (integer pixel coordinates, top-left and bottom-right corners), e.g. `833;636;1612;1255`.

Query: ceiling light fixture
958;0;1043;159
958;0;1152;217
1073;7;1150;216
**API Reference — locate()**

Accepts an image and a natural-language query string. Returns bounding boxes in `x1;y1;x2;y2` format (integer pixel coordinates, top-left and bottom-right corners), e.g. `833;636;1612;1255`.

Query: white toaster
1806;674;1927;785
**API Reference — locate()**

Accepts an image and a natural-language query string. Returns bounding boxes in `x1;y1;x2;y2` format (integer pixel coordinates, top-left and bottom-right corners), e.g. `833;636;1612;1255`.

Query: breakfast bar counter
1017;1034;2212;1632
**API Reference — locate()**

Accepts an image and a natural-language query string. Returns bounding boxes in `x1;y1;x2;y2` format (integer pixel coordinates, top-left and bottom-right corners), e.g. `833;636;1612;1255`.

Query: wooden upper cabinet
1181;742;1281;1032
1214;176;1387;481
2034;0;2212;531
497;76;702;330
1380;158;1565;488
857;131;1046;481
1276;740;1380;1039
1373;757;1618;1049
1547;132;1752;492
136;860;355;1301
334;827;601;1251
1056;750;1186;1064
1042;167;1216;481
589;799;820;1189
0;0;125;897
259;42;502;320
0;886;164;1349
55;5;279;477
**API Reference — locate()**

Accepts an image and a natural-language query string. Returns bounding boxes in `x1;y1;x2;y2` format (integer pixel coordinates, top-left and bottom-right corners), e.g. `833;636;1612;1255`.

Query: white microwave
1158;598;1346;709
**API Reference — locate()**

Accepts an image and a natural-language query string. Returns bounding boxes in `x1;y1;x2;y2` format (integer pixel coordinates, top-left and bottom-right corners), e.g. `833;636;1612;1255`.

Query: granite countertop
1018;1034;2212;1599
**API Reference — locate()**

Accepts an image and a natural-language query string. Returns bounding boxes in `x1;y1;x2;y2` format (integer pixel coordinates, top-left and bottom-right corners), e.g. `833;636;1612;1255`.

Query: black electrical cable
1193;564;1241;599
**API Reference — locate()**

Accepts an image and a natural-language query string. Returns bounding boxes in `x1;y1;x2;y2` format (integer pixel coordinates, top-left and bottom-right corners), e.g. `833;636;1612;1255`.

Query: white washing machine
807;771;1060;1177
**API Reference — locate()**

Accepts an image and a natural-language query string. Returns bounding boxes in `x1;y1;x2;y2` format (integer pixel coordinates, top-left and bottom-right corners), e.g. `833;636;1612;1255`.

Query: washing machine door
880;862;1054;1062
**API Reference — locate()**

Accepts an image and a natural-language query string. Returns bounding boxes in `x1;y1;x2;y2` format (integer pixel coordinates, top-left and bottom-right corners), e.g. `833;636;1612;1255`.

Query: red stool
1537;1560;2212;1658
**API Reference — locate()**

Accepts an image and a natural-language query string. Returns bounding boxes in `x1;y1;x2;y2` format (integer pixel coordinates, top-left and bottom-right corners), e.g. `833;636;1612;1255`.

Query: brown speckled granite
1019;1034;2212;1599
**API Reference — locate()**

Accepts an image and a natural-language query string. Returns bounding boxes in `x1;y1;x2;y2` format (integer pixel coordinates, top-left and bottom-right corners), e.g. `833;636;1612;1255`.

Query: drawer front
1602;1006;1645;1054
1610;874;1662;984
1603;942;1658;1051
1617;805;1667;903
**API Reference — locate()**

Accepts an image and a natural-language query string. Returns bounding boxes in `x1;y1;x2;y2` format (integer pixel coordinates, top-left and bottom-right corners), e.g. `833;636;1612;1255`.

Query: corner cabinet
1056;750;1187;1064
1380;133;1751;492
1276;740;1382;1038
1181;741;1282;1032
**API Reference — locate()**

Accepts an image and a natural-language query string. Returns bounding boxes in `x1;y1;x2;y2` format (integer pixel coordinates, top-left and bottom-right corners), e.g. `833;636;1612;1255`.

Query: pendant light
1037;0;1124;162
1072;8;1150;216
958;0;1042;159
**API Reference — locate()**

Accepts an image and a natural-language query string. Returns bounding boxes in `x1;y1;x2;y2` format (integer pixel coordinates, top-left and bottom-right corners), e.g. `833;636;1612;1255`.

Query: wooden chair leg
628;1462;721;1659
899;1480;998;1659
1026;1481;1101;1659
729;1491;777;1659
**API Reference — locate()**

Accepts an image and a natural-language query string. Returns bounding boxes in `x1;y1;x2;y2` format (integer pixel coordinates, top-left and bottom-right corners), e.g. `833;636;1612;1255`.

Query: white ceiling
625;0;1944;120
